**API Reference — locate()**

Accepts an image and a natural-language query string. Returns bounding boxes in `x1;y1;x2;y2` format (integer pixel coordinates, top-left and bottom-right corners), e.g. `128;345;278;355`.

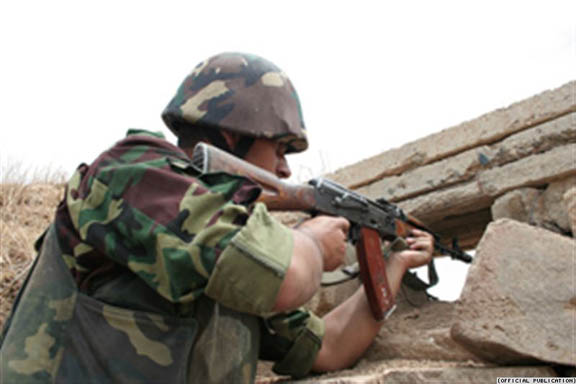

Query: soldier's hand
394;229;434;270
297;216;350;272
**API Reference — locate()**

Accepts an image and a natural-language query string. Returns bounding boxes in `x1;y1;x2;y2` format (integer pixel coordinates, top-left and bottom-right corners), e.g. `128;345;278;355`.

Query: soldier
0;52;434;383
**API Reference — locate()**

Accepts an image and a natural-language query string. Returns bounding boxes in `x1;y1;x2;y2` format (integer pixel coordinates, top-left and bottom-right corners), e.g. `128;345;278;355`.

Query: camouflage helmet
162;52;308;154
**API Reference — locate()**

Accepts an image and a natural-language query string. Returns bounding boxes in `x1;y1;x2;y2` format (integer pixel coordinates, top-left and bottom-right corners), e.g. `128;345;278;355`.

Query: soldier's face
244;139;291;179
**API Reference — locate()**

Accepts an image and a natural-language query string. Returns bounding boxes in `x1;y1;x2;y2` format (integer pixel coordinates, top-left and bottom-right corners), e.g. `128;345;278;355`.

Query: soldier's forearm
311;254;408;372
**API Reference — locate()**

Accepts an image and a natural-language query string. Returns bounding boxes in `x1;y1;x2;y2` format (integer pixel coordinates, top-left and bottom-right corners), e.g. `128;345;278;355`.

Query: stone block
359;112;576;202
491;188;542;224
542;176;576;234
565;187;576;235
399;181;490;222
329;81;575;189
479;144;576;197
490;177;576;235
451;219;576;366
399;145;576;223
489;112;576;164
360;146;491;202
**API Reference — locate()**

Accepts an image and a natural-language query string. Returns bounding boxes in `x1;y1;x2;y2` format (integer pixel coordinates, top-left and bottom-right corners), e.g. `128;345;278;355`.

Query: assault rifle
192;143;473;321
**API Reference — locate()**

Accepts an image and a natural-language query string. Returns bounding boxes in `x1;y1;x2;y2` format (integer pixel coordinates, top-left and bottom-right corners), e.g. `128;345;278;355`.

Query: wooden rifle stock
193;142;317;211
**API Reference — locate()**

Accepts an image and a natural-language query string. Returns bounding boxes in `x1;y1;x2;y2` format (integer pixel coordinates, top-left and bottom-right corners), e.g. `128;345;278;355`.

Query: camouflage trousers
0;226;261;383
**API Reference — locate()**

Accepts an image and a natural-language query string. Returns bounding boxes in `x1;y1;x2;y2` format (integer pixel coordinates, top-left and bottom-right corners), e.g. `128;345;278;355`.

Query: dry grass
0;161;66;329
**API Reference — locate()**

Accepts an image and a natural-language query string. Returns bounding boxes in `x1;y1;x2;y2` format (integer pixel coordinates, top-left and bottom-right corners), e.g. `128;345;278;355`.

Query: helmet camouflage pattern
162;52;308;153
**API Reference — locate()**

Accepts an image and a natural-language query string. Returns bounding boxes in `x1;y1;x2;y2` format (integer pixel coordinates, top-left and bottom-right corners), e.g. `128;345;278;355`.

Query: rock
542;177;576;234
451;219;576;366
565;187;576;235
360;112;576;202
329;81;576;189
399;181;490;222
399;144;576;223
288;362;557;383
491;188;542;224
360;146;493;202
491;177;576;235
362;301;481;363
478;144;576;197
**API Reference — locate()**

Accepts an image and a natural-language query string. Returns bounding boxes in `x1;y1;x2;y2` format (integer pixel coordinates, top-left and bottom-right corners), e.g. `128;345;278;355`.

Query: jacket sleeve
259;309;325;379
63;132;293;312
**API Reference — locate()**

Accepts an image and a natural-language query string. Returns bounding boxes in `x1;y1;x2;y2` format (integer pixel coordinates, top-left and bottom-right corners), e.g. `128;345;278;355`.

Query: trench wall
328;81;576;249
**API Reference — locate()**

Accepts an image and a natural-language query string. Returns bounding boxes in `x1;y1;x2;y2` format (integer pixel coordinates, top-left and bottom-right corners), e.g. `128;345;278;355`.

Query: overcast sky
1;0;574;184
1;1;574;299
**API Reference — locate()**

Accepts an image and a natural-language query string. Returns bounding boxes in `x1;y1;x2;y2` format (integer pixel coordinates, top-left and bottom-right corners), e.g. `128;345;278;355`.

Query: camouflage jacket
1;130;324;383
